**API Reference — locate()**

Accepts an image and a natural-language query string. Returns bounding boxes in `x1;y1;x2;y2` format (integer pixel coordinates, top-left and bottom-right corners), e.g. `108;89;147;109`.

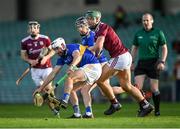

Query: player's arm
70;50;82;68
89;36;105;56
40;46;56;65
46;47;56;59
21;50;38;66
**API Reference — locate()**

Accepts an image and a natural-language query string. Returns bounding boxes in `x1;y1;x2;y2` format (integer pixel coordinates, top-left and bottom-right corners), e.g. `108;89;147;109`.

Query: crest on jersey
39;41;44;46
34;41;38;47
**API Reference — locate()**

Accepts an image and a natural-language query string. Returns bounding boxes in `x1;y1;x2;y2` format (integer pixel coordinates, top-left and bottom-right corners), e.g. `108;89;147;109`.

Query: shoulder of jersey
90;31;95;35
39;34;49;39
21;36;31;43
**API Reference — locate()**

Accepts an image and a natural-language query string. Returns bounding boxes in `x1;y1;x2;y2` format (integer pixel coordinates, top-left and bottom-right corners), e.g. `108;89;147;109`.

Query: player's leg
150;79;160;116
117;68;153;117
100;63;124;99
133;75;148;110
112;86;126;95
60;69;87;108
77;63;102;118
96;64;122;115
109;52;153;117
100;62;124;96
81;83;97;118
69;85;82;118
107;70;126;95
134;75;146;89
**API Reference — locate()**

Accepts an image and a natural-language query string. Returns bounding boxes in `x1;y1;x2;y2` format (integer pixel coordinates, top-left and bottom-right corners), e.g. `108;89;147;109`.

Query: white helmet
51;37;66;50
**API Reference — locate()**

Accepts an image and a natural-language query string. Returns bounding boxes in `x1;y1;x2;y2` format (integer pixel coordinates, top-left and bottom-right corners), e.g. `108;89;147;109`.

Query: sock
110;98;118;104
85;106;92;116
73;105;81;115
152;91;160;112
139;99;149;109
62;93;70;103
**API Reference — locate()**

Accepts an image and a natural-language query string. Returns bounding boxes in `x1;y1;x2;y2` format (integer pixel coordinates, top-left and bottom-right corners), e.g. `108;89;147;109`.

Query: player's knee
80;87;90;96
122;83;132;92
96;80;105;88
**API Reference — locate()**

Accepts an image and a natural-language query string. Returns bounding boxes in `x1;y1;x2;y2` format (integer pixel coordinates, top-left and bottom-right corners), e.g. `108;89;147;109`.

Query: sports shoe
68;114;82;119
137;104;154;117
104;102;122;115
155;111;160;116
82;114;94;118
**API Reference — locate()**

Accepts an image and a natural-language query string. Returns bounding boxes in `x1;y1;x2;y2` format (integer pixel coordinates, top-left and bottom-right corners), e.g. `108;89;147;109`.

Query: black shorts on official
134;58;160;79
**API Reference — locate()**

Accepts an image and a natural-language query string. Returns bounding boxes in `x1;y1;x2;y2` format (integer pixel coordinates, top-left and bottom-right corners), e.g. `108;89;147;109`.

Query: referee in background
131;13;168;116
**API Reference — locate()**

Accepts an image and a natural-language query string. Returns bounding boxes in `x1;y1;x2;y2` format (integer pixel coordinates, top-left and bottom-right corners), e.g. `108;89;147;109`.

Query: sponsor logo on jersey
27;43;33;46
29;48;41;54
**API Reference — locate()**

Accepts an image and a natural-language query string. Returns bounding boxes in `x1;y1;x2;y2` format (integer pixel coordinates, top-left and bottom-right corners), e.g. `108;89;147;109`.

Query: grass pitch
0;102;180;128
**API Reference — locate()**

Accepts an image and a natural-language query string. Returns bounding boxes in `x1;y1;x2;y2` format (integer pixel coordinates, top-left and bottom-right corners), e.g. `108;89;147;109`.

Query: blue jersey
81;30;107;63
56;44;99;67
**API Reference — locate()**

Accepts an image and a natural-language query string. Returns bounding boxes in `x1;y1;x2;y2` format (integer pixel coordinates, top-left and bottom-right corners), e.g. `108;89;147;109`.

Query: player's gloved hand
67;65;78;74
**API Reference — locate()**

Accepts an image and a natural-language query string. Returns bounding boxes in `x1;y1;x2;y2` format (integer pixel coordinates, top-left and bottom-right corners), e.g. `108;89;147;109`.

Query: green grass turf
0;102;180;128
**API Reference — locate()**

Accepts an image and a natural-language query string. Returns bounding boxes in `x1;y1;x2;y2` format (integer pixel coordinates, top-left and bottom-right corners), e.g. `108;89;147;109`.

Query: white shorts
79;63;102;85
31;67;53;86
107;52;132;70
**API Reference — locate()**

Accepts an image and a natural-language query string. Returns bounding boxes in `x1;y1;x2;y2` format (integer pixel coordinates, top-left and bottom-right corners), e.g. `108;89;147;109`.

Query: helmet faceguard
28;21;40;38
75;16;89;27
85;10;101;30
28;21;40;28
51;37;66;51
51;37;67;57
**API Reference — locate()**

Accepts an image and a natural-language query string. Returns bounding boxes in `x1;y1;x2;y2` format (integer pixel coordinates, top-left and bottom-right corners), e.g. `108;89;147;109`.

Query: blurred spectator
172;35;180;54
113;5;129;31
173;56;180;102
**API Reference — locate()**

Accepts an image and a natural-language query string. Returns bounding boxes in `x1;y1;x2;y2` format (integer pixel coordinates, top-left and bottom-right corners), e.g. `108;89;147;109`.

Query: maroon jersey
21;34;52;68
94;22;128;58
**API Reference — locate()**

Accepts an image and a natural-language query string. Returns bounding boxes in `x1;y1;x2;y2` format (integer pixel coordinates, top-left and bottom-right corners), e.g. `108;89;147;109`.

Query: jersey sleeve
21;41;27;50
56;58;65;66
87;32;95;46
45;37;51;47
159;30;167;46
97;24;108;37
